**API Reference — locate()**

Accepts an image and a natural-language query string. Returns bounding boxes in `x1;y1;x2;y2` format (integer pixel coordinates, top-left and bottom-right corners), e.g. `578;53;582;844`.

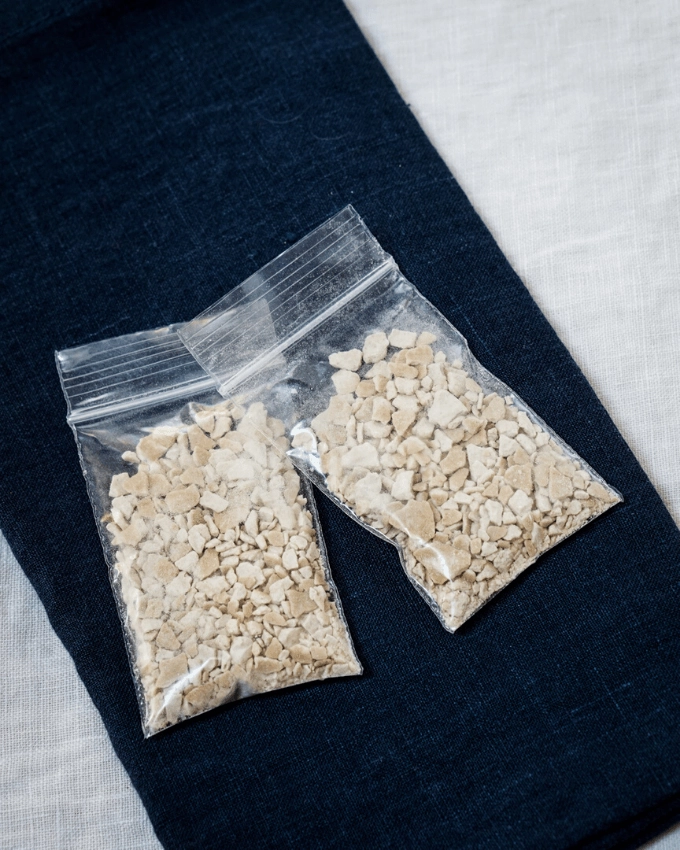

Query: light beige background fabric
0;541;159;849
2;1;678;846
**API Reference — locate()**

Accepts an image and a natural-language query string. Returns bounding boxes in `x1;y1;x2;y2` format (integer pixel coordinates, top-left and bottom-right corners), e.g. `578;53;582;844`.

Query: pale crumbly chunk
105;401;360;735
306;329;621;631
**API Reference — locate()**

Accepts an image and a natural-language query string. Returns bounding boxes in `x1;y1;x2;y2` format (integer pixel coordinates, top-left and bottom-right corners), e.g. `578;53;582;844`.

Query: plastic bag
56;324;361;736
179;206;622;633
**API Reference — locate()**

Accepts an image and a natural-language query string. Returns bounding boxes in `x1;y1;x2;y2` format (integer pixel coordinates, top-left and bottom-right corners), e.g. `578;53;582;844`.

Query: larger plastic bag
56;324;361;736
180;206;622;633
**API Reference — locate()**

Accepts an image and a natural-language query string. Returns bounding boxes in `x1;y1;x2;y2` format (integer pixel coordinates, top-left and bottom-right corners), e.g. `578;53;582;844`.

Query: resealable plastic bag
56;323;361;737
180;206;622;633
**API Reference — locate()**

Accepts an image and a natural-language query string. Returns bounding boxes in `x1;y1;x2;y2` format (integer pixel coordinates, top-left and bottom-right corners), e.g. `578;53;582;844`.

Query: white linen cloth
2;1;679;846
0;540;159;849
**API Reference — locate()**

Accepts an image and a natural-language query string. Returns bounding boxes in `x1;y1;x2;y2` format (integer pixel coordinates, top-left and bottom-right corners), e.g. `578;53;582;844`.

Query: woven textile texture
1;1;679;849
0;537;159;849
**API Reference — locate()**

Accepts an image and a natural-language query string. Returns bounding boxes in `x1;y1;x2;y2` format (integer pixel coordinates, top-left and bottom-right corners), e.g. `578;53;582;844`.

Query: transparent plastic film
181;207;622;633
56;324;361;737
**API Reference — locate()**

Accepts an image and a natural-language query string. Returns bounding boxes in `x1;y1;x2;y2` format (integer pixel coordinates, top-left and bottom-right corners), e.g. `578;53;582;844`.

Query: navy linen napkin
1;1;679;848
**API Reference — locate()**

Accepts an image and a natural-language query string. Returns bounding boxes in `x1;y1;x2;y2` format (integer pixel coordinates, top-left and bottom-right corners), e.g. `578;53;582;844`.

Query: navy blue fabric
1;2;679;848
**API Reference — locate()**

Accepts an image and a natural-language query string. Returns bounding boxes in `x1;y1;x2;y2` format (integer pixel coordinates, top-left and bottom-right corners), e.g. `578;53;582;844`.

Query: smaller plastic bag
56;324;361;736
180;206;622;633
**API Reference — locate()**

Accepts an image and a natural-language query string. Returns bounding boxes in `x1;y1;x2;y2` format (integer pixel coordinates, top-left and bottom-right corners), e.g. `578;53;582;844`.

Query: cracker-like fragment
165;486;200;513
329;349;362;371
362;332;389;364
